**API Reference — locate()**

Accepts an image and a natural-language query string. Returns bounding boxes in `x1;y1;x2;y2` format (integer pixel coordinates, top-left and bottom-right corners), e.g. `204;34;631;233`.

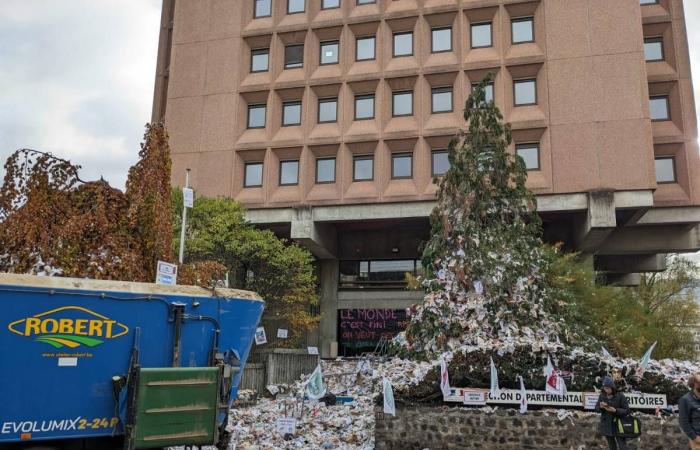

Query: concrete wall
375;406;689;450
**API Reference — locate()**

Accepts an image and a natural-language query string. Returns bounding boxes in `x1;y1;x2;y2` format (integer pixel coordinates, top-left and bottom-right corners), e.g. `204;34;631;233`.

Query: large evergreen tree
402;76;565;356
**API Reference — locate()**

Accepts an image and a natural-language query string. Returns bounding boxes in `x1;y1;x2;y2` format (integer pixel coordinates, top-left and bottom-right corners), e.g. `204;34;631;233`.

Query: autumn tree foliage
0;123;175;281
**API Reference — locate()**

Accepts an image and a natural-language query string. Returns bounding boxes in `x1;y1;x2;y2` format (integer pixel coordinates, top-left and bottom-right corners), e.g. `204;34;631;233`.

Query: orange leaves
0;123;173;282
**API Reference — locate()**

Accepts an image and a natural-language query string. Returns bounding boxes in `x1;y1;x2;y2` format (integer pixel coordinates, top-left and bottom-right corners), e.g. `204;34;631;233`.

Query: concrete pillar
576;191;616;253
319;259;339;358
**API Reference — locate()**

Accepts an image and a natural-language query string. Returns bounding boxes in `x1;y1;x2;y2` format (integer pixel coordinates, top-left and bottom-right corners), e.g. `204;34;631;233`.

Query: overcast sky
0;1;700;191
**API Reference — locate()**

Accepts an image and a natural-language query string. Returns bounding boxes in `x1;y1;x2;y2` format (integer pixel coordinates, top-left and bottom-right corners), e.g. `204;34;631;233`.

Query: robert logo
7;306;128;348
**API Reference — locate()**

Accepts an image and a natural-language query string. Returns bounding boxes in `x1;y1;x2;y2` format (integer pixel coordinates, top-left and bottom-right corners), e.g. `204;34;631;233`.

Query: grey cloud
0;0;161;190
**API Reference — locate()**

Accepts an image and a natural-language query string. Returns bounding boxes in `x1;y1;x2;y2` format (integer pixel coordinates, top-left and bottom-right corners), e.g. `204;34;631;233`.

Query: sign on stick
155;261;178;285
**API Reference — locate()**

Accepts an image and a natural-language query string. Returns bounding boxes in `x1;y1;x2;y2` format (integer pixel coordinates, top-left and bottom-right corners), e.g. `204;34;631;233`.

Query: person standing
596;376;630;450
679;373;700;450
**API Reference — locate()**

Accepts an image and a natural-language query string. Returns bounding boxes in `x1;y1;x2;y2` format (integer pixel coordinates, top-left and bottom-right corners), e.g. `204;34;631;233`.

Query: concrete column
319;259;339;358
576;191;616;253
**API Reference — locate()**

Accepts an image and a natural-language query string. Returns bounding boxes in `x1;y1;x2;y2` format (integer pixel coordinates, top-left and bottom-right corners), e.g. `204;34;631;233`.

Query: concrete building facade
153;0;700;357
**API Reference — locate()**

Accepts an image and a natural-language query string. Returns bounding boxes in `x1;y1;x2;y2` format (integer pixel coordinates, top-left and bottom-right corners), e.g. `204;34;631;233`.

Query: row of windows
246;80;529;127
256;0;658;18
243;151;677;188
242;145;541;187
255;0;375;17
249;19;534;72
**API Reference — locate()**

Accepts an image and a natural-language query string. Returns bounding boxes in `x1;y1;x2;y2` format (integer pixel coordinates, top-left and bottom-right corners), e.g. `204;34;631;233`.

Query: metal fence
239;349;319;395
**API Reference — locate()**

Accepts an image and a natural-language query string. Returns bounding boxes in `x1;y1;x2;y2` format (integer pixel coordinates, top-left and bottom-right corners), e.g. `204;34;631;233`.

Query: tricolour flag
518;376;528;414
440;358;451;399
636;341;657;378
490;357;500;399
544;356;566;396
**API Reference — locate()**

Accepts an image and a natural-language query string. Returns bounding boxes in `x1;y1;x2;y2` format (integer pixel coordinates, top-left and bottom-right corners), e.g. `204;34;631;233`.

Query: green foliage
546;250;700;360
402;75;566;356
172;191;319;346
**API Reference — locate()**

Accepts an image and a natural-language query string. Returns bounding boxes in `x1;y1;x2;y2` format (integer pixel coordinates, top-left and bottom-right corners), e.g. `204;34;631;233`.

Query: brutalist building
153;0;700;357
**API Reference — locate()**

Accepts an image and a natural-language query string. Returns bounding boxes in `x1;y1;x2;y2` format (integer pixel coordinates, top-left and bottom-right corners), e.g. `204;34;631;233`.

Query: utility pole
178;169;191;264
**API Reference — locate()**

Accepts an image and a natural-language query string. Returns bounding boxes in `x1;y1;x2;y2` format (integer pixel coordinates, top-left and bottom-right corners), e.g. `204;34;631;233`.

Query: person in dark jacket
596;376;630;450
679;373;700;450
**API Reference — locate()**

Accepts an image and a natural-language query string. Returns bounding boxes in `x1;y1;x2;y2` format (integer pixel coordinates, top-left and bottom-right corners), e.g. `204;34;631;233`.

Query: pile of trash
228;358;430;450
227;349;698;449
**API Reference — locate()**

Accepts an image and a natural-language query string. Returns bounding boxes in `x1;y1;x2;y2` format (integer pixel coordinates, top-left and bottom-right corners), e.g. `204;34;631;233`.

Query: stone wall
374;406;689;450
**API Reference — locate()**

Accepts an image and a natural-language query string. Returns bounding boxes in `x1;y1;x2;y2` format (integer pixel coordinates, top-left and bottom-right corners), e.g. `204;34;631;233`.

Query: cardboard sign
583;393;599;410
255;327;267;345
337;309;410;355
277;329;288;339
155;261;178;286
275;417;296;435
462;389;487;405
183;187;194;208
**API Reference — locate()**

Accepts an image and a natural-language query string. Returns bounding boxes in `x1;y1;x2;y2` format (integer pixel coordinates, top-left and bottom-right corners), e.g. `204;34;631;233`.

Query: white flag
383;378;396;416
518;376;528;414
601;347;614;361
305;364;326;400
636;341;657;377
489;357;500;399
544;356;566;396
440;358;451;399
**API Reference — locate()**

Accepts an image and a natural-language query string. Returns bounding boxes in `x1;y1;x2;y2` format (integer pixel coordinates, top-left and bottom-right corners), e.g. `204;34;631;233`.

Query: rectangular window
356;36;376;61
514;79;537;106
472;82;494;104
339;259;418;289
247;104;266;128
640;0;658;4
392;153;412;179
471;22;492;48
512;17;534;44
284;44;304;69
254;0;271;18
316;157;336;183
282;101;302;126
355;94;375;120
244;162;263;187
279;160;299;185
649;96;670;121
431;87;453;113
644;38;664;62
322;0;340;8
251;49;269;72
353;155;374;181
432;150;449;176
392;91;413;117
515;143;540;170
320;41;340;65
655;157;676;183
431;27;452;53
357;0;375;4
393;32;413;57
287;0;305;13
318;98;338;123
